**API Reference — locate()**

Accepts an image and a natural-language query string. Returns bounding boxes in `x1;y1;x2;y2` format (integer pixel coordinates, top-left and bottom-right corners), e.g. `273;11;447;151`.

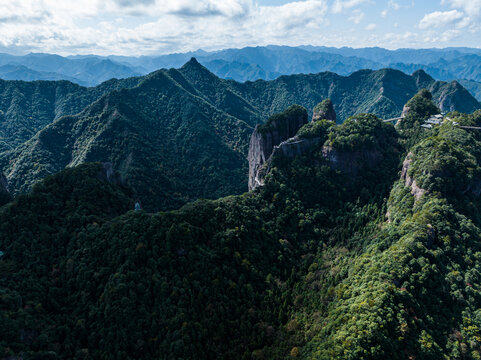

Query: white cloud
0;0;333;55
388;0;414;11
442;0;481;16
0;0;477;55
389;0;401;10
348;10;365;24
441;0;481;30
332;0;370;14
365;23;376;30
440;29;461;41
419;10;464;29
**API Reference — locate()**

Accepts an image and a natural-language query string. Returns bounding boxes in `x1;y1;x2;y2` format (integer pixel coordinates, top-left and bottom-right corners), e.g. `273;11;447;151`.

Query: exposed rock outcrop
248;105;308;190
313;99;336;122
321;146;383;177
272;137;323;159
97;162;124;185
401;152;427;200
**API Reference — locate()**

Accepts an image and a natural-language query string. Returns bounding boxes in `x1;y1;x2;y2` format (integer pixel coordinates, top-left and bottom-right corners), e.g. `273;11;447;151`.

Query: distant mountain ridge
0;52;141;86
0;59;478;211
2;46;481;101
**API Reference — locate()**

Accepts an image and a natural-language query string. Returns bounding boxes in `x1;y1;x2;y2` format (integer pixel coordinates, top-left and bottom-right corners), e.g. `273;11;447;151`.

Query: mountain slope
228;68;480;121
1;63;257;211
0;53;140;86
5;97;481;359
0;76;143;152
0;110;402;359
0;64;85;85
0;61;478;212
459;79;481;102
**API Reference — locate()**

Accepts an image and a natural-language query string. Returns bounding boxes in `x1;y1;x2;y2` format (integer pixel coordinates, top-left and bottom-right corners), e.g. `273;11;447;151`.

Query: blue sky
0;0;480;55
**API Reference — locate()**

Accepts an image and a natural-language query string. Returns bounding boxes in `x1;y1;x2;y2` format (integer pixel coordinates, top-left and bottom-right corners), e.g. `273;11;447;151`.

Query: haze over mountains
2;46;481;101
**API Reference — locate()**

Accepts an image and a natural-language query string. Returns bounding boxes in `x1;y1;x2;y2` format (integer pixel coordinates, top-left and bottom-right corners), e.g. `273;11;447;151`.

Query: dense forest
2;87;481;359
0;60;479;212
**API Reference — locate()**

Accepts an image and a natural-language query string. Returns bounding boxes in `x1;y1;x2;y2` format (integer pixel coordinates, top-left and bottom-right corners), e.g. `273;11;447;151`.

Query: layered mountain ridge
4;46;481;103
0;59;479;211
4;88;481;359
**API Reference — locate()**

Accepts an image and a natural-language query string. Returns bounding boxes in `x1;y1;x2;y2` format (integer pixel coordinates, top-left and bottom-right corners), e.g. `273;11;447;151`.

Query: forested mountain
0;53;140;86
0;60;478;211
459;79;481;102
2;89;481;359
0;76;143;152
390;55;481;83
0;64;84;84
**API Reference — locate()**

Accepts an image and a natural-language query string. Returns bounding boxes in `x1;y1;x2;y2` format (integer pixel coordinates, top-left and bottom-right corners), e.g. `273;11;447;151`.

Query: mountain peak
182;57;202;68
412;69;434;88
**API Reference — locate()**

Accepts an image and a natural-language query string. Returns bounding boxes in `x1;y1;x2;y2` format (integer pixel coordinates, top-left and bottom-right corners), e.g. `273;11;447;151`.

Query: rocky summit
312;99;337;122
248;105;308;190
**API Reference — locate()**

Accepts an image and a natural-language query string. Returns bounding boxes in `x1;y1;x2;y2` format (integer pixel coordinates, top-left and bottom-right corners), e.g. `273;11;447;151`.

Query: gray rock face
401;152;427;200
401;105;410;118
97;162;123;185
272;137;323;159
313;99;336;122
248;106;308;190
321;146;383;177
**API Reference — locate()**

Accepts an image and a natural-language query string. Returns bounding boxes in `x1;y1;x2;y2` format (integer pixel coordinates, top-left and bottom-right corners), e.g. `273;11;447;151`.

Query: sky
0;0;480;55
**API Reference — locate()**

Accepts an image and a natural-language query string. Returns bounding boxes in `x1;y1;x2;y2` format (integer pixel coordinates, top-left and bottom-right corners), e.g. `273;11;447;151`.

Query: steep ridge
3;92;481;359
0;108;402;360
1;67;255;211
229;68;479;121
0;61;478;211
0;76;143;152
248;105;308;190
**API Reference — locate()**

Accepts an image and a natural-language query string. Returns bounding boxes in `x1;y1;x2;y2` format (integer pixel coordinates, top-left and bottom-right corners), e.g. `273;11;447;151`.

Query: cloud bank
0;0;478;55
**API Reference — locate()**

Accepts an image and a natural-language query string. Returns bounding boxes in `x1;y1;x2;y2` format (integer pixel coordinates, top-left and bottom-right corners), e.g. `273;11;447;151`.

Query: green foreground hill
2;90;481;359
0;60;479;211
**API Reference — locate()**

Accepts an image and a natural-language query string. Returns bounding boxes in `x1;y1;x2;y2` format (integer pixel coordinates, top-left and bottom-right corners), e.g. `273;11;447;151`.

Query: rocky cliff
312;99;337;122
248;105;308;190
321;146;383;177
400;152;427;200
248;105;395;190
272;137;323;159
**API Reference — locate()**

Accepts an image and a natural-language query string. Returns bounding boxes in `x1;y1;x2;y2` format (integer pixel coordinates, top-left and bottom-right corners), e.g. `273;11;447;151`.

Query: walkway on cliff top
382;117;481;130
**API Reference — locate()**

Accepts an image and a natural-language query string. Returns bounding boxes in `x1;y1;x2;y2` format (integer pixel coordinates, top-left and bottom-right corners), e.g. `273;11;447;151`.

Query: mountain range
0;59;478;211
2;46;481;102
2;88;481;359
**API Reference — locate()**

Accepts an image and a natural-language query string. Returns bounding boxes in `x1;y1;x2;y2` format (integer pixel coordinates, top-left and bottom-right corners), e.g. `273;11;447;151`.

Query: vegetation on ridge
1;82;481;360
